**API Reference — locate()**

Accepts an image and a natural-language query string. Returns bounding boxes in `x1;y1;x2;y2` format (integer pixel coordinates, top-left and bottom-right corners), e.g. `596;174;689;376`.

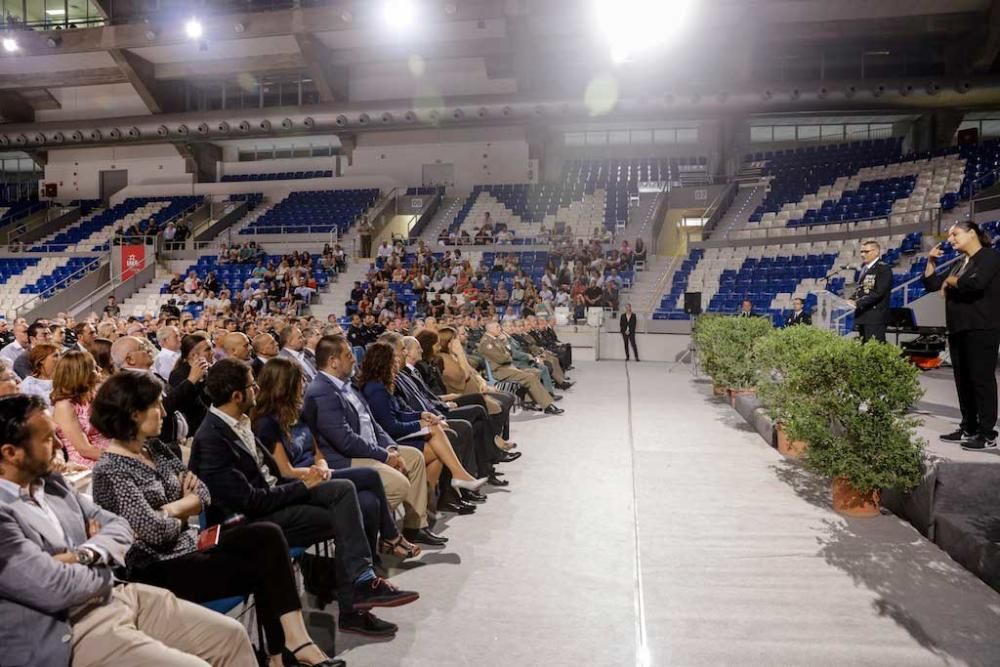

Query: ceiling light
2;37;19;53
185;18;203;40
593;0;695;64
45;8;66;15
382;0;416;32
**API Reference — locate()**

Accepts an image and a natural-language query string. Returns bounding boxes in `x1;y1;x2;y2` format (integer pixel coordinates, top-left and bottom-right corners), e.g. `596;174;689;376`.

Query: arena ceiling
0;0;998;136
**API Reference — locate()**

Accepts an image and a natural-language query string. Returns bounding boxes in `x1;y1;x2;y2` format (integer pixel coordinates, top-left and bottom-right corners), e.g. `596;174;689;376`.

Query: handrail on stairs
643;252;685;316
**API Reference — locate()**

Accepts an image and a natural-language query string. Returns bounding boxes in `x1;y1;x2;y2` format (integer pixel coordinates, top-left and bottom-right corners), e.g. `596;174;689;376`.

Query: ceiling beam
0;67;126;91
154;53;306;81
19;89;61;111
327;36;512;67
974;0;1000;71
0;92;35;123
109;49;167;113
295;33;341;103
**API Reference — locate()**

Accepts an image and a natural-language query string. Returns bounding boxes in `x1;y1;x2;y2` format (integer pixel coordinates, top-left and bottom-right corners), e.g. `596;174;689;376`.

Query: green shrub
784;338;925;494
754;325;841;424
692;314;728;385
711;316;773;389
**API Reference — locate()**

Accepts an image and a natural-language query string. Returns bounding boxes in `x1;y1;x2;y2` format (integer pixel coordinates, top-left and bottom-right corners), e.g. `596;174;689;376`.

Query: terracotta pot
712;384;726;397
728;387;755;408
831;477;880;518
776;423;807;458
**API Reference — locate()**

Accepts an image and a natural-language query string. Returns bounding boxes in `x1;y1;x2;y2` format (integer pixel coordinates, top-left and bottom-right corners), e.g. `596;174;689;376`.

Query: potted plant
692;314;728;396
784;338;925;517
753;326;840;457
712;316;773;405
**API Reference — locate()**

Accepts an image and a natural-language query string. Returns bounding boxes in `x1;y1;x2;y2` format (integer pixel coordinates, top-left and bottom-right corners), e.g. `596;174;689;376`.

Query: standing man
849;240;892;343
358;217;374;259
923;221;1000;451
620;303;639;361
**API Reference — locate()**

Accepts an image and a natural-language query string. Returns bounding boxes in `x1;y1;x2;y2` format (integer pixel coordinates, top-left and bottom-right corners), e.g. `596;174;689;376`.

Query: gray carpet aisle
338;362;1000;666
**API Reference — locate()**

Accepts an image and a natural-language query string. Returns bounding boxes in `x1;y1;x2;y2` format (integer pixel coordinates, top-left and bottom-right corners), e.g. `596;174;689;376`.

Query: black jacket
188;411;309;524
785;310;812;327
853;260;893;325
620;312;637;335
923;247;1000;333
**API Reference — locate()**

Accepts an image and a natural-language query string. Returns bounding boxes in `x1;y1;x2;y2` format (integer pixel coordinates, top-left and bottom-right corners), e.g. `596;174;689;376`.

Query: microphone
819;265;853;282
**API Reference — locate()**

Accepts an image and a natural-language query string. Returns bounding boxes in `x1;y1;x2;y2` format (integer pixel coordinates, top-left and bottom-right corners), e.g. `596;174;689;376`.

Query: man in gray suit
279;324;317;383
0;394;255;667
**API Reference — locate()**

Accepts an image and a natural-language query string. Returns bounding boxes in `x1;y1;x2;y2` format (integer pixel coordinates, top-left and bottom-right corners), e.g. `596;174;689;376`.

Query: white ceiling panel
36;84;153;122
0;51;115;75
130;35;300;64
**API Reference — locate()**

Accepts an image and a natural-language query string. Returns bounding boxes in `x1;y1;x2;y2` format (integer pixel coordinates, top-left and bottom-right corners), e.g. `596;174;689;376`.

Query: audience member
51;350;108;468
19;342;60;409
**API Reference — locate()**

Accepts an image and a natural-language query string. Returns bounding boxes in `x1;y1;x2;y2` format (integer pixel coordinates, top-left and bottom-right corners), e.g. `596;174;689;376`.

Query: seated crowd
351;238;645;326
0;283;576;665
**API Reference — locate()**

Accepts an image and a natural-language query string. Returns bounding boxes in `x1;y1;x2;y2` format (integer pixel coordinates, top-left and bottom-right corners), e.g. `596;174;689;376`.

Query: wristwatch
74;546;99;566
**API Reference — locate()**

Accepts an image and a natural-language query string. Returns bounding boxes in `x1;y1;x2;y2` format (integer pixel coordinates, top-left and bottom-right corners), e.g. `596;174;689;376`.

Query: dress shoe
552;394;563;402
499;451;522;463
543;405;565;415
451;476;488;492
439;498;476;514
557;380;575;390
487;473;509;487
338;610;398;638
403;527;449;546
352;577;419;610
460;489;487;504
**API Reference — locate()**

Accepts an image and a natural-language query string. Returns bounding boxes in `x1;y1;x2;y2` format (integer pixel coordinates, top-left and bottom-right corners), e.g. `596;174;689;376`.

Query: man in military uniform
478;321;563;415
526;316;573;371
847;240;892;343
502;322;560;397
511;319;573;389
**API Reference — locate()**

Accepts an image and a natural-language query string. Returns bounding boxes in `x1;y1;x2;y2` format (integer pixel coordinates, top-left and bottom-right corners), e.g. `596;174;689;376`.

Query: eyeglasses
245;381;259;391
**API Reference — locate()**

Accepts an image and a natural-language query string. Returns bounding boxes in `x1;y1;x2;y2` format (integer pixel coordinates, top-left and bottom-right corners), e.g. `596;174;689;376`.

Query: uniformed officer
478;321;563;415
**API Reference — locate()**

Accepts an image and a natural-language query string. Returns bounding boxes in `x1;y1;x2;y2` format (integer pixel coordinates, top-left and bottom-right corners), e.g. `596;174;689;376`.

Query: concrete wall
44;145;191;200
219;156;336;178
346;127;532;190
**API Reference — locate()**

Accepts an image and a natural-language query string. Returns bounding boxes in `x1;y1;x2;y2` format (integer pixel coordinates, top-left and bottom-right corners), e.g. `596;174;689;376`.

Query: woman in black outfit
923;220;1000;451
90;372;342;667
167;332;212;433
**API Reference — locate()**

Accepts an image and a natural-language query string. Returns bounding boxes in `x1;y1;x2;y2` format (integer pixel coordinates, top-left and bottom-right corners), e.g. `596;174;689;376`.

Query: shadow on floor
770;459;1000;665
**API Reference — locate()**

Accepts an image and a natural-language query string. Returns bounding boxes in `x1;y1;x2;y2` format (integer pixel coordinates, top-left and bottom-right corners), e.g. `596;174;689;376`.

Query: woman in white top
19;342;60;409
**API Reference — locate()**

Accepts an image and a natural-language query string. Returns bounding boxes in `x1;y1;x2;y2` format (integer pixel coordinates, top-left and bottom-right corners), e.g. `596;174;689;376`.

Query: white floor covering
336;361;1000;666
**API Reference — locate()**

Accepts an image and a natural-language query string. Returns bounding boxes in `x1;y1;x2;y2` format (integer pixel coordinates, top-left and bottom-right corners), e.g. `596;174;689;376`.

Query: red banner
120;244;146;281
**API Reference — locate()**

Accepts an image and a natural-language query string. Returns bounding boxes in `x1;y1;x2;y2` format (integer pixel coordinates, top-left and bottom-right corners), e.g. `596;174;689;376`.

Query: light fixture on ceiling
2;37;18;53
185;18;203;40
593;0;696;64
45;8;66;15
382;0;416;32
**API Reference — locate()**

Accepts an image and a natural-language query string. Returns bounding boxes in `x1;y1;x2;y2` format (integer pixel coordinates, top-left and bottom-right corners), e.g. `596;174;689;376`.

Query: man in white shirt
154;325;181;380
278;325;316;382
0;323;28;366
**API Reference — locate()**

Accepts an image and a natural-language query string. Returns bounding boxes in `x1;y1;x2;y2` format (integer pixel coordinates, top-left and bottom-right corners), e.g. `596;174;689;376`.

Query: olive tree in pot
692;314;729;396
753;326;841;457
784;338;925;517
712;316;773;406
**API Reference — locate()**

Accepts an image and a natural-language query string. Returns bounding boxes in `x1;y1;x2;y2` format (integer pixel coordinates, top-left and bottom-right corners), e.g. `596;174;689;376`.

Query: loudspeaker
684;291;702;316
888;307;916;329
43;183;58;198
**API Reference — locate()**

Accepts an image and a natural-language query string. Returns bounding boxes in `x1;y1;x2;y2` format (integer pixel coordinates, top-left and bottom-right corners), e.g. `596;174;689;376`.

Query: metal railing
643;251;685;316
13;254;107;319
718;204;944;244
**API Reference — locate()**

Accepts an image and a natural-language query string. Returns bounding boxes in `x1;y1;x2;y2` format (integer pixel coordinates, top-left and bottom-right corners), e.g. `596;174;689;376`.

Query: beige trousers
493;364;553;407
352;444;428;529
71;583;256;667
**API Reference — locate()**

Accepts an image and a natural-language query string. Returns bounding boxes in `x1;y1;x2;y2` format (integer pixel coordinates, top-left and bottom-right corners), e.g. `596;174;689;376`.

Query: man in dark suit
190;358;418;627
619;303;639;361
737;299;757;318
784;297;812;327
302;334;445;546
849;240;892;343
0;394;257;667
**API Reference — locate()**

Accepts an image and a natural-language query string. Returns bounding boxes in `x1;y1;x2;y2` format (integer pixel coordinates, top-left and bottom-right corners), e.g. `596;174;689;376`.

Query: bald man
222;332;259;377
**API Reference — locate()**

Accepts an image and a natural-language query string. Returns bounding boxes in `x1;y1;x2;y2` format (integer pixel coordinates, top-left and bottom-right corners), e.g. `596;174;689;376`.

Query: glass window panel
585;132;607;145
821;124;844;139
565;132;586;146
845;124;869;139
750;126;773;142
773;126;795;141
676;128;698;143
796;125;820;140
630;129;652;144
653;129;676;144
608;130;629;145
980;120;1000;137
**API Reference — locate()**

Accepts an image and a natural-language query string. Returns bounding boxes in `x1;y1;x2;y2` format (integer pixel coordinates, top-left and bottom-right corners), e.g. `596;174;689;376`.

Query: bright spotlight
185;18;203;40
382;0;416;31
2;37;19;53
593;0;695;63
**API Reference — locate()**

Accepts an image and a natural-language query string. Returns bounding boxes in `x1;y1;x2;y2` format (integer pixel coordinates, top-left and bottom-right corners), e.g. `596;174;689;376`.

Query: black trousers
447;403;502;476
622;331;639;359
454;392;510;444
856;323;887;343
484;390;515;439
950;329;1000;438
132;522;300;656
256;479;373;612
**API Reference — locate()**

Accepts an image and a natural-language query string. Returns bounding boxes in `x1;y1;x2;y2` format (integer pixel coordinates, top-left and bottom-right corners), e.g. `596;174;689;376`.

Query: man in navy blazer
0;394;256;667
303;334;446;546
190;358;420;620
